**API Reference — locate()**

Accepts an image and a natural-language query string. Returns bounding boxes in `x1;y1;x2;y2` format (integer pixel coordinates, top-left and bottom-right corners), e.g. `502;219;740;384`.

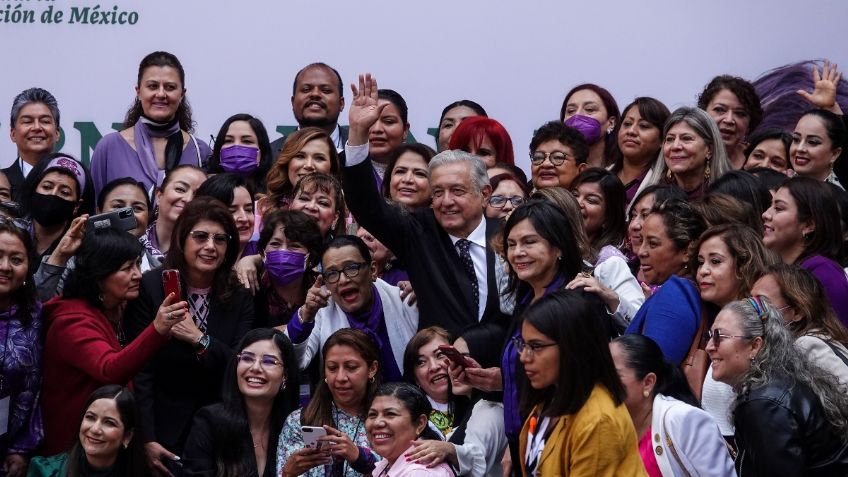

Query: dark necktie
456;238;479;316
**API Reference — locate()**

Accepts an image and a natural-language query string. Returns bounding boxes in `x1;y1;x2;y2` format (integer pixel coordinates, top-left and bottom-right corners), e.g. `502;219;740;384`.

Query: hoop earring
369;376;375;383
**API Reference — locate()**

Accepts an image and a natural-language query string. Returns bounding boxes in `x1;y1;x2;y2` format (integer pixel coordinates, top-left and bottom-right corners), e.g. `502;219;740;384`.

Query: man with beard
269;63;348;162
4;88;62;200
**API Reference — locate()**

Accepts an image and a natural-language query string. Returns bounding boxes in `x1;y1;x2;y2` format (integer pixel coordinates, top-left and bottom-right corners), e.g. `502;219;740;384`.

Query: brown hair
264;128;339;210
291;172;347;239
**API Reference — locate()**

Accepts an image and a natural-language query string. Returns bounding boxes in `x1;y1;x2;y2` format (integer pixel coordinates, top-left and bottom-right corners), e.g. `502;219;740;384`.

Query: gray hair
647;107;731;188
724;298;848;436
428;149;490;193
10;88;60;129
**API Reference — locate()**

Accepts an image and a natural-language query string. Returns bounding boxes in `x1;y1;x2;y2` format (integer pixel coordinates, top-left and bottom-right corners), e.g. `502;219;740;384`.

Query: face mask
564;115;604;145
265;249;307;286
219;145;259;175
30;192;76;227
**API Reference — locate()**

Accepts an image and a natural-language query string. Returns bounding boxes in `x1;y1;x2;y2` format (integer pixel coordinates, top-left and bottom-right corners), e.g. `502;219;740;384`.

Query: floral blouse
0;303;43;456
277;406;377;477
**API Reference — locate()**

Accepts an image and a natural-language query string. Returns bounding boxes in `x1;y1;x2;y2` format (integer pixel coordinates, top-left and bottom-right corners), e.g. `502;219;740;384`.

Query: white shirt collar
449;215;486;248
18;157;33;178
297;124;343;152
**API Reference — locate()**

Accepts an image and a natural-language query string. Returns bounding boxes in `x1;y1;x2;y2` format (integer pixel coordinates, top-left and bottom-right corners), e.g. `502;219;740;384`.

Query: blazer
648;394;735;477
518;384;647;477
181;403;276;477
1;160;25;201
343;159;508;336
124;270;254;453
269;125;349;164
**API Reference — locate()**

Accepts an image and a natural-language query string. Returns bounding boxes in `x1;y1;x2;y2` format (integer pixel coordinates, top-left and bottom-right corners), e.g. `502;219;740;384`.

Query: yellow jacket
519;384;647;477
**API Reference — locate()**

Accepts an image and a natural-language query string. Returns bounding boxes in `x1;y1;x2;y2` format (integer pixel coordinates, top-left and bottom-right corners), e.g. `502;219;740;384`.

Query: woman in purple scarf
90;51;211;199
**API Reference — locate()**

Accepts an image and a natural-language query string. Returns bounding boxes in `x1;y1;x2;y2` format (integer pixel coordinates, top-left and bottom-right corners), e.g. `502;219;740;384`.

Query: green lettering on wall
275;126;298;140
73;122;104;166
426;127;438;148
53;127;66;153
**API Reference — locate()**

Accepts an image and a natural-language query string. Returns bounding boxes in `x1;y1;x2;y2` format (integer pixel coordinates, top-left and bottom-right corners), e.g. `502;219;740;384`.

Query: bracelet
195;334;210;356
297;307;306;324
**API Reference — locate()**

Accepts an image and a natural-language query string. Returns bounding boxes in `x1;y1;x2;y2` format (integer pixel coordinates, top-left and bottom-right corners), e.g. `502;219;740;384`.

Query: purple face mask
219;145;259;175
265;249;307;286
564;115;604;145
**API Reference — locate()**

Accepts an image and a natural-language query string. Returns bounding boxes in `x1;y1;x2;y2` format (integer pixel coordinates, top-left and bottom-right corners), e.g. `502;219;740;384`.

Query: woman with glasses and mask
484;173;530;221
182;329;300;477
518;290;645;477
285;235;417;383
125;197;253;476
707;298;848;476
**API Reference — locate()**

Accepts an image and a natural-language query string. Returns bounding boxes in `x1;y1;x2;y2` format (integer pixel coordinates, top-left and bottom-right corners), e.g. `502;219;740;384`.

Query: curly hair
691;224;778;300
697;75;764;133
264;127;339;210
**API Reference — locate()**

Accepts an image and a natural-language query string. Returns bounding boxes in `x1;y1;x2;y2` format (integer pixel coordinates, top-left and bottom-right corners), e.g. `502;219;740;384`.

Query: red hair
448;116;514;165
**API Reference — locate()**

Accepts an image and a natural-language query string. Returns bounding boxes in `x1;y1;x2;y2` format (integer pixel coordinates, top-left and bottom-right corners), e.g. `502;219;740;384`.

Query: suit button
655;446;663;456
654;433;661;443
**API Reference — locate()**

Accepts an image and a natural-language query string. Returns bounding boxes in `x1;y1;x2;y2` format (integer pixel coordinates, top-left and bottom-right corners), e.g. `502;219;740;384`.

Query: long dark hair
570;168;626;253
0;222;38;320
612;334;698;406
369;382;443;442
207;113;273;192
302;329;382;427
781;177;842;262
65;385;148;477
519;290;626;417
123;51;194;132
163;196;239;302
213;329;299;477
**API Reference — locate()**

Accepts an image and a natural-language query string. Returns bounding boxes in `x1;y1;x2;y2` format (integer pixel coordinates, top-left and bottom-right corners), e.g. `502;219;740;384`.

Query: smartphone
301;426;327;449
86;207;138;233
438;344;472;368
162;269;182;300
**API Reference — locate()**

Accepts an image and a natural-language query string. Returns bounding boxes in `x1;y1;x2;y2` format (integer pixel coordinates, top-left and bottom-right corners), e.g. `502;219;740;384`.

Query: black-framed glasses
488;195;525;209
237;351;284;369
706;329;750;347
189;230;230;246
0;214;28;231
529;151;575;166
511;336;558;357
322;262;368;284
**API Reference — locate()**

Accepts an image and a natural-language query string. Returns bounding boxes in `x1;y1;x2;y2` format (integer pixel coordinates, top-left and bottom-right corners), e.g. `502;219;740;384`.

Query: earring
704;158;712;183
557;256;562;261
324;378;328;384
98;293;105;303
369;376;375;383
666;168;673;181
606;127;614;134
280;378;287;391
643;390;650;398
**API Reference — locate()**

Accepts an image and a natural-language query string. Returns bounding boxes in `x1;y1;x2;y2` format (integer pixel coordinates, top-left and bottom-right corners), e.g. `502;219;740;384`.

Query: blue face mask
219;145;259;175
265;249;307;286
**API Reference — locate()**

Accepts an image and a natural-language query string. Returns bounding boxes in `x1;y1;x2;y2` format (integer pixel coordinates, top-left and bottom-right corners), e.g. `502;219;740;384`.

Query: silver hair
10;88;60;129
645;107;731;188
428;149;490;193
725;298;848;436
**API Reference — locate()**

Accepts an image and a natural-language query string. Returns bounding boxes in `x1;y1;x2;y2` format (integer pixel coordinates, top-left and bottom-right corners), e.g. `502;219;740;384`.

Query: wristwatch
195;334;211;355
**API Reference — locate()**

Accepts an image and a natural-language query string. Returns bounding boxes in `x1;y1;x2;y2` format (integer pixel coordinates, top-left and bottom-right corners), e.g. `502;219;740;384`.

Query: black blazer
343;159;508;336
180;403;277;477
124;270;254;454
1;160;25;201
269;125;349;165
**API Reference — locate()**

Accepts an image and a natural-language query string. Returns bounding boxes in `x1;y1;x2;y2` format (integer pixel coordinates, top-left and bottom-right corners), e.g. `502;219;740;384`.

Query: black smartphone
86;207;137;233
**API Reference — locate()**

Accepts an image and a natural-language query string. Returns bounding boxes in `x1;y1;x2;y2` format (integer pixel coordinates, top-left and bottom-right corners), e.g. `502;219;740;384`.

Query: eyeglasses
0;214;28;231
237;351;284;369
488;195;525;209
511;336;558;358
322;262;368;284
189;230;230;246
0;201;22;219
529;151;576;166
706;329;750;347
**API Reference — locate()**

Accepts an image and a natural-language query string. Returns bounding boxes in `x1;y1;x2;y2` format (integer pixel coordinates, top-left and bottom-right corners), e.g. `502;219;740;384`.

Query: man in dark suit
269;62;349;161
3;87;61;200
342;73;508;336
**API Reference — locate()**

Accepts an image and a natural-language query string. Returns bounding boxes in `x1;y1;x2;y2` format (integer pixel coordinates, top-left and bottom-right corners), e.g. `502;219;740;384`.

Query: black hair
65;385;146;477
257;209;324;269
747;167;789;191
744;128;792;165
570;167;627;252
707;170;772;229
292;63;344;98
612;334;698;407
369;382;442;441
20;152;96;218
63;228;143;309
609;97;671;174
214;328;299;477
782;177;843;262
438;100;487;127
206;113;273;192
322;234;372;264
529;121;589;164
123;51;194;132
491;162;529;185
459;322;506;402
520;290;626;417
377;89;409;125
502;199;583;296
800;108;847;151
195;173;257;209
697;75;764;133
97;177;151;212
381;143;437;203
826;183;848;266
0;222;38;320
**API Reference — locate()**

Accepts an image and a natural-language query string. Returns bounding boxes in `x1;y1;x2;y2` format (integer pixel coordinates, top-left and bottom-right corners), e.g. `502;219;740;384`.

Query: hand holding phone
86;207;138;233
301;426;328;450
162;269;182;300
438;344;472;368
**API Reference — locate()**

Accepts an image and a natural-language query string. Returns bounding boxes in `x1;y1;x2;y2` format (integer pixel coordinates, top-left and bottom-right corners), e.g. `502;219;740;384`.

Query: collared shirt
448;216;488;321
18;157;33;179
329;124;344;152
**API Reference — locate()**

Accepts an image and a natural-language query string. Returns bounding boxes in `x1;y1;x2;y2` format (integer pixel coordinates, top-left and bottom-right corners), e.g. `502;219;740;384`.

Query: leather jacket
734;374;848;476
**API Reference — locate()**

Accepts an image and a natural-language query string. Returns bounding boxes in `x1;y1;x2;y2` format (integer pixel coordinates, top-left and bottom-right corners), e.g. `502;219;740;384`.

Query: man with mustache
4;87;61;200
269;62;348;160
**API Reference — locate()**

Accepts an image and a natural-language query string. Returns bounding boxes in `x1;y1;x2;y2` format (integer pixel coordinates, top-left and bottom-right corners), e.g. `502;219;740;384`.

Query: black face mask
29;192;76;227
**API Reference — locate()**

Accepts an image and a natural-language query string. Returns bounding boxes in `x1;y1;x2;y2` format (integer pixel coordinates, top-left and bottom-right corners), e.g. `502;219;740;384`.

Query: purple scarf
133;116;182;187
343;285;402;381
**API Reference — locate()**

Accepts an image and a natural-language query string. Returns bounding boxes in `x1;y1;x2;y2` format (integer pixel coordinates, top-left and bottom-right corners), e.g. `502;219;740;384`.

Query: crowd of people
1;50;848;477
